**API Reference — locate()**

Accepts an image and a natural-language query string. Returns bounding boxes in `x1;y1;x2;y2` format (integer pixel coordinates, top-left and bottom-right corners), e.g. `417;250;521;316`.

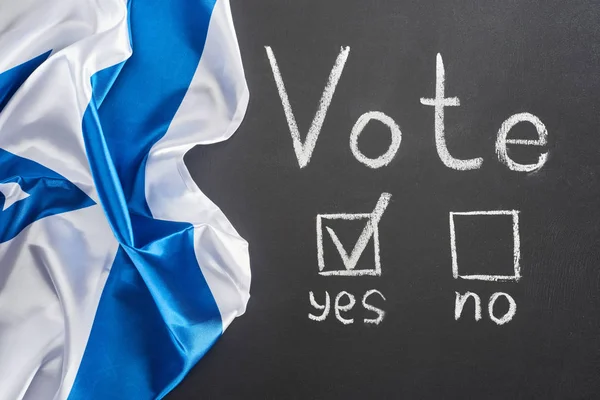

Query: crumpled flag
0;0;251;398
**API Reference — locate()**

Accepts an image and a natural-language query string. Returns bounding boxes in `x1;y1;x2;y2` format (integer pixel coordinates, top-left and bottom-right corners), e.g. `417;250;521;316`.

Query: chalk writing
335;291;356;325
449;210;521;282
362;289;386;325
309;290;386;325
316;192;391;276
265;47;540;330
450;212;521;325
308;291;330;322
455;291;517;324
496;112;548;172
488;292;517;325
267;49;549;173
265;46;350;168
350;111;402;168
420;53;484;170
455;291;482;321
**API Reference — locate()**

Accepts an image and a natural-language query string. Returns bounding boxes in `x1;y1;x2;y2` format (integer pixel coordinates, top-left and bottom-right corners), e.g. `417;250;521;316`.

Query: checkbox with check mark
316;193;391;276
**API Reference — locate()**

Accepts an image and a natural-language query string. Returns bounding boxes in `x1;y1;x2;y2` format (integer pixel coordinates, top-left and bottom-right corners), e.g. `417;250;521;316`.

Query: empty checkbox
449;210;521;282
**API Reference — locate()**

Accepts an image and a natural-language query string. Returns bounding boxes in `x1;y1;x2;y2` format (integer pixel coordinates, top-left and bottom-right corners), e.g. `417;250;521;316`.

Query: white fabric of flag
0;0;251;399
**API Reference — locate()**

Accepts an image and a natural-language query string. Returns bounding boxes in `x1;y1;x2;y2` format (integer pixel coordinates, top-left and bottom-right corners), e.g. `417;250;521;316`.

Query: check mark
316;192;391;276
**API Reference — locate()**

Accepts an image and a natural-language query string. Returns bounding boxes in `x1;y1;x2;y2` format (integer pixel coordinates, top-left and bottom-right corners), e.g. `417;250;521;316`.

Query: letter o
488;292;517;325
350;111;402;169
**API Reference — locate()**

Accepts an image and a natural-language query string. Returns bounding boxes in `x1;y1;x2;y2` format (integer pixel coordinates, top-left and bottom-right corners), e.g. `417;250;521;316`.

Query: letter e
496;112;548;172
335;291;356;325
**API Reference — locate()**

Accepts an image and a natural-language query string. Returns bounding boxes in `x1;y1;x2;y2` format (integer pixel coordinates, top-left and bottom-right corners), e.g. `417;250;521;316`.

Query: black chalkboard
170;0;600;398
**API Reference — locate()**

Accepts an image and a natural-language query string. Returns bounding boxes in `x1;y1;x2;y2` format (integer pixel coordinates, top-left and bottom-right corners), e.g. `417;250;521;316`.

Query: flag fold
0;0;251;399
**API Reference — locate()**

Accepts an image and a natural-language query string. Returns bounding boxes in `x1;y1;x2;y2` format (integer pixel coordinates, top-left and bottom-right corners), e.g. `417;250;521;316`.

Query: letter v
265;46;350;168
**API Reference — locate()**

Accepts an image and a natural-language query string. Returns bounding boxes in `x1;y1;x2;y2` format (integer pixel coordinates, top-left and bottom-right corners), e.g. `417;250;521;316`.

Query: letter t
420;53;483;170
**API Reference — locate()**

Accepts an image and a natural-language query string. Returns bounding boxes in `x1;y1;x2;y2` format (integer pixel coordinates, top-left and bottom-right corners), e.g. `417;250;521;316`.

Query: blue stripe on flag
96;0;217;218
0;149;95;243
0;51;94;242
0;50;51;113
69;0;222;399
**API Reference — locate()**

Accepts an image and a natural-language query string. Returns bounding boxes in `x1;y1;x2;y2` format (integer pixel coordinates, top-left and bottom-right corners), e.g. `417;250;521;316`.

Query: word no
309;290;386;325
455;291;517;325
266;47;548;172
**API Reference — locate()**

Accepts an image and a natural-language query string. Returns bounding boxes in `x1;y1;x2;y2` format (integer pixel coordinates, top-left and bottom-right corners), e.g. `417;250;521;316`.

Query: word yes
309;290;386;325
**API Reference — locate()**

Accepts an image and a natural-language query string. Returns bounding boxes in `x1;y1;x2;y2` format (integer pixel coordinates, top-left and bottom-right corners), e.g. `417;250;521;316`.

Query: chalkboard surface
171;0;600;398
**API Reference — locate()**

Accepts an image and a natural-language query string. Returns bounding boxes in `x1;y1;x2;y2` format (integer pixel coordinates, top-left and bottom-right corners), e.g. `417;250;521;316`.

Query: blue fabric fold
69;0;223;399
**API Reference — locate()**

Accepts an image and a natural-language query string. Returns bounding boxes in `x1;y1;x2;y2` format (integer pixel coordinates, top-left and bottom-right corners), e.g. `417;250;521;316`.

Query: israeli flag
0;0;251;399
